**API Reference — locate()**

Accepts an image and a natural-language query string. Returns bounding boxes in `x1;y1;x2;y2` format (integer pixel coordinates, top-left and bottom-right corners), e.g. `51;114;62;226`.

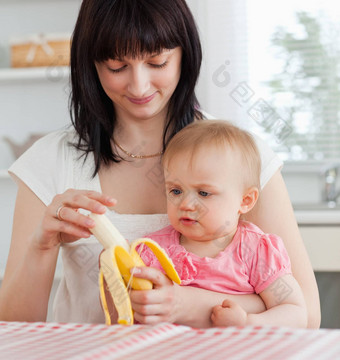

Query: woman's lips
127;92;157;105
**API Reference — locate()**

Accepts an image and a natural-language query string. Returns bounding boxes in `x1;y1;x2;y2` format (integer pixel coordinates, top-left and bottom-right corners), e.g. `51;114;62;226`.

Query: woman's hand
129;266;181;324
34;189;116;250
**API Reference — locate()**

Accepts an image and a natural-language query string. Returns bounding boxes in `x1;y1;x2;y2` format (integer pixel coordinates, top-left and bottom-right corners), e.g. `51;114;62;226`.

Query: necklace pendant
114;140;163;159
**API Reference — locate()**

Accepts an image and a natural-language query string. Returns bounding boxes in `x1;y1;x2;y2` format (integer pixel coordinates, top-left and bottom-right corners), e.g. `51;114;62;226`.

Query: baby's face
164;146;246;244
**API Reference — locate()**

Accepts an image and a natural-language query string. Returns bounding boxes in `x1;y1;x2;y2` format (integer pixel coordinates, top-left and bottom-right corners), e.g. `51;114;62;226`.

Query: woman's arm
0;178;115;322
0;180;59;321
243;170;321;328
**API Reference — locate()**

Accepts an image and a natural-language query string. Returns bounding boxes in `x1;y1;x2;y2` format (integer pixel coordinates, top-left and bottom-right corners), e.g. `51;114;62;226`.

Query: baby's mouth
179;217;197;225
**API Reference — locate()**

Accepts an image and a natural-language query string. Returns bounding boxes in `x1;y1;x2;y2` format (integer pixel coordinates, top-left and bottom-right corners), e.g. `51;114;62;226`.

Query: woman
0;0;320;328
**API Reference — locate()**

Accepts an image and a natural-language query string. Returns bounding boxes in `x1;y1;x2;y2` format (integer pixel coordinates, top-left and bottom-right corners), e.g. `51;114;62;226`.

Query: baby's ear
238;187;259;214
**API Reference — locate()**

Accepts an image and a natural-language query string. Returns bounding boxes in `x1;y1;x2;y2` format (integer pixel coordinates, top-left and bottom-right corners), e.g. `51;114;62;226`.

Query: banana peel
89;212;181;325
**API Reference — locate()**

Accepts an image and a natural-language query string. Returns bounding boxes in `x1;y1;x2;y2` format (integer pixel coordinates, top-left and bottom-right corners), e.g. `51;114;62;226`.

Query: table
1;321;339;359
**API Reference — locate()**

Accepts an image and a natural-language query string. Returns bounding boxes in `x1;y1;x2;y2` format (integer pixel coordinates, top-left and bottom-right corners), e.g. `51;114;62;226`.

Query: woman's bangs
93;4;180;61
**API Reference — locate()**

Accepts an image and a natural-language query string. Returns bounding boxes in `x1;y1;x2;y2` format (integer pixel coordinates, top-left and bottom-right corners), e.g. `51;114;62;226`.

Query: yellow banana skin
99;247;133;325
89;213;181;325
131;239;181;284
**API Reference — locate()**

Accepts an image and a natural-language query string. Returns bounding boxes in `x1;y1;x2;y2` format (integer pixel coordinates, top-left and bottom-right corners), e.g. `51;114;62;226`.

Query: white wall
0;0;82;276
187;0;249;126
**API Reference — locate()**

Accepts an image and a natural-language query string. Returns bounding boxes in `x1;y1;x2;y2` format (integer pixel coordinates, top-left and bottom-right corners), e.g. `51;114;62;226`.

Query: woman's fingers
51;190;116;218
52;217;92;241
37;212;90;247
55;206;91;226
36;189;117;249
51;190;117;229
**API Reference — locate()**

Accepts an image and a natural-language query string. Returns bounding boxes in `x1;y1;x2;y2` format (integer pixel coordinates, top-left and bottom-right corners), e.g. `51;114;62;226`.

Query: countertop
1;321;340;360
295;210;340;225
294;204;340;225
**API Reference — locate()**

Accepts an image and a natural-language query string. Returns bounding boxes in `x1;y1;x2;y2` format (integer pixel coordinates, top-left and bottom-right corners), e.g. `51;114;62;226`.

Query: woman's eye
150;61;168;69
199;191;210;197
108;65;126;73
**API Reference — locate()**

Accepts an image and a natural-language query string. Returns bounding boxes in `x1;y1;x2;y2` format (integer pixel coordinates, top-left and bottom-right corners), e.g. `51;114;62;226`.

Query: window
189;0;340;162
247;0;340;162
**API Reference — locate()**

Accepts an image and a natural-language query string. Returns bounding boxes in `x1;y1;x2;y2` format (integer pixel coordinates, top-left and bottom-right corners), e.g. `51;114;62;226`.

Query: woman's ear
238;187;259;214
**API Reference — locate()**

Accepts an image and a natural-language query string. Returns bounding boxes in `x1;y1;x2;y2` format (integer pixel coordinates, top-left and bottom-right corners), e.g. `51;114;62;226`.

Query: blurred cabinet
299;226;340;272
0;0;81;276
299;225;340;329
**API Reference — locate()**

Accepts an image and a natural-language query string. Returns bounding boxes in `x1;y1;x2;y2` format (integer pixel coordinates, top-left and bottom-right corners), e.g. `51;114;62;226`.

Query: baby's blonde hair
163;120;261;190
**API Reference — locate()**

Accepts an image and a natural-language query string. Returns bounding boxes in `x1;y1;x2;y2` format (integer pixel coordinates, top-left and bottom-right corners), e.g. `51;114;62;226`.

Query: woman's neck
114;113;166;155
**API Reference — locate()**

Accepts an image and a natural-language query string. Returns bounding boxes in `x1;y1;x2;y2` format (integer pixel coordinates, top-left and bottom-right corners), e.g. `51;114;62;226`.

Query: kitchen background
0;0;339;327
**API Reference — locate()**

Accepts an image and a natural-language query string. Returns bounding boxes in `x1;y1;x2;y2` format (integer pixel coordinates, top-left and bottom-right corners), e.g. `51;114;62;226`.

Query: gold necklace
114;141;163;159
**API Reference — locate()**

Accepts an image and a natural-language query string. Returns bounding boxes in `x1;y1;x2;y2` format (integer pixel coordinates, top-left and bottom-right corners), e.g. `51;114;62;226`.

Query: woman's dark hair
70;0;203;175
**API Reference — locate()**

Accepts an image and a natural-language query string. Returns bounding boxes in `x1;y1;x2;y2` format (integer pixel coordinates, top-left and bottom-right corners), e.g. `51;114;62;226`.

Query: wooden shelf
0;66;70;83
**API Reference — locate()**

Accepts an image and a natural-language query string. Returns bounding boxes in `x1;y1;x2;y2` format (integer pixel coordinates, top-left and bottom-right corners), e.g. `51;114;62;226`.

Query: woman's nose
127;66;150;97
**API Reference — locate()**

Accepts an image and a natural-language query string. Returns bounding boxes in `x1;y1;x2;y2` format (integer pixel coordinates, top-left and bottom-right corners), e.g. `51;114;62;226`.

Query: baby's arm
211;274;307;328
248;274;307;327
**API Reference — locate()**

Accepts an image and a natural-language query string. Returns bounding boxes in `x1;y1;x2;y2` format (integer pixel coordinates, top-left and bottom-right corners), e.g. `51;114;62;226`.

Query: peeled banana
89;212;181;325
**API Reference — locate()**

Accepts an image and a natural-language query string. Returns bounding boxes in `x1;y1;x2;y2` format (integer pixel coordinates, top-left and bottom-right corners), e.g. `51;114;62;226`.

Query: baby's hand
211;299;247;327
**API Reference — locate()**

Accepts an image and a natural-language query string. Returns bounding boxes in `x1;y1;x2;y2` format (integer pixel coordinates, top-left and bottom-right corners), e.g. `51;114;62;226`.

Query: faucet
322;164;340;207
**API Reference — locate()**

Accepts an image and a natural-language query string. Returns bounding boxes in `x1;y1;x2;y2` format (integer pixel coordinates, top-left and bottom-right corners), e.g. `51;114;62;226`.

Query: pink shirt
139;220;291;294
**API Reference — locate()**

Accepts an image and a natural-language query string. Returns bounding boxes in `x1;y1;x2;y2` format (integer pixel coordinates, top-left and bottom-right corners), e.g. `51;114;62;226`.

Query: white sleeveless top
9;127;282;323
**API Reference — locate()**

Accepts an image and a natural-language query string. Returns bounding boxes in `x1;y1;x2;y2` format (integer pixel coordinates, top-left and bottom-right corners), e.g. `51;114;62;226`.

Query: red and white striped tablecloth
0;321;339;359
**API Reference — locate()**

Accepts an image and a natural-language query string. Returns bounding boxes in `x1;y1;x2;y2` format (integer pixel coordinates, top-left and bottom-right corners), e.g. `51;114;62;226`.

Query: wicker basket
10;33;71;68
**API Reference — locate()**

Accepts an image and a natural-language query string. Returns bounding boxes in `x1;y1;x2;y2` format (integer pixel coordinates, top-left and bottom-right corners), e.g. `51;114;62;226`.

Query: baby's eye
170;188;182;195
199;191;210;197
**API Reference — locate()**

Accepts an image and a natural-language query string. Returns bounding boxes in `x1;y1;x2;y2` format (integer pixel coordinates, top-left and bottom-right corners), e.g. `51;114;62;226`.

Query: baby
139;120;307;327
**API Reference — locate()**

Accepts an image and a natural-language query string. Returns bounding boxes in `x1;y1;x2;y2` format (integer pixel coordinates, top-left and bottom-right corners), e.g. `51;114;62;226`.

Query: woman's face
95;47;182;123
